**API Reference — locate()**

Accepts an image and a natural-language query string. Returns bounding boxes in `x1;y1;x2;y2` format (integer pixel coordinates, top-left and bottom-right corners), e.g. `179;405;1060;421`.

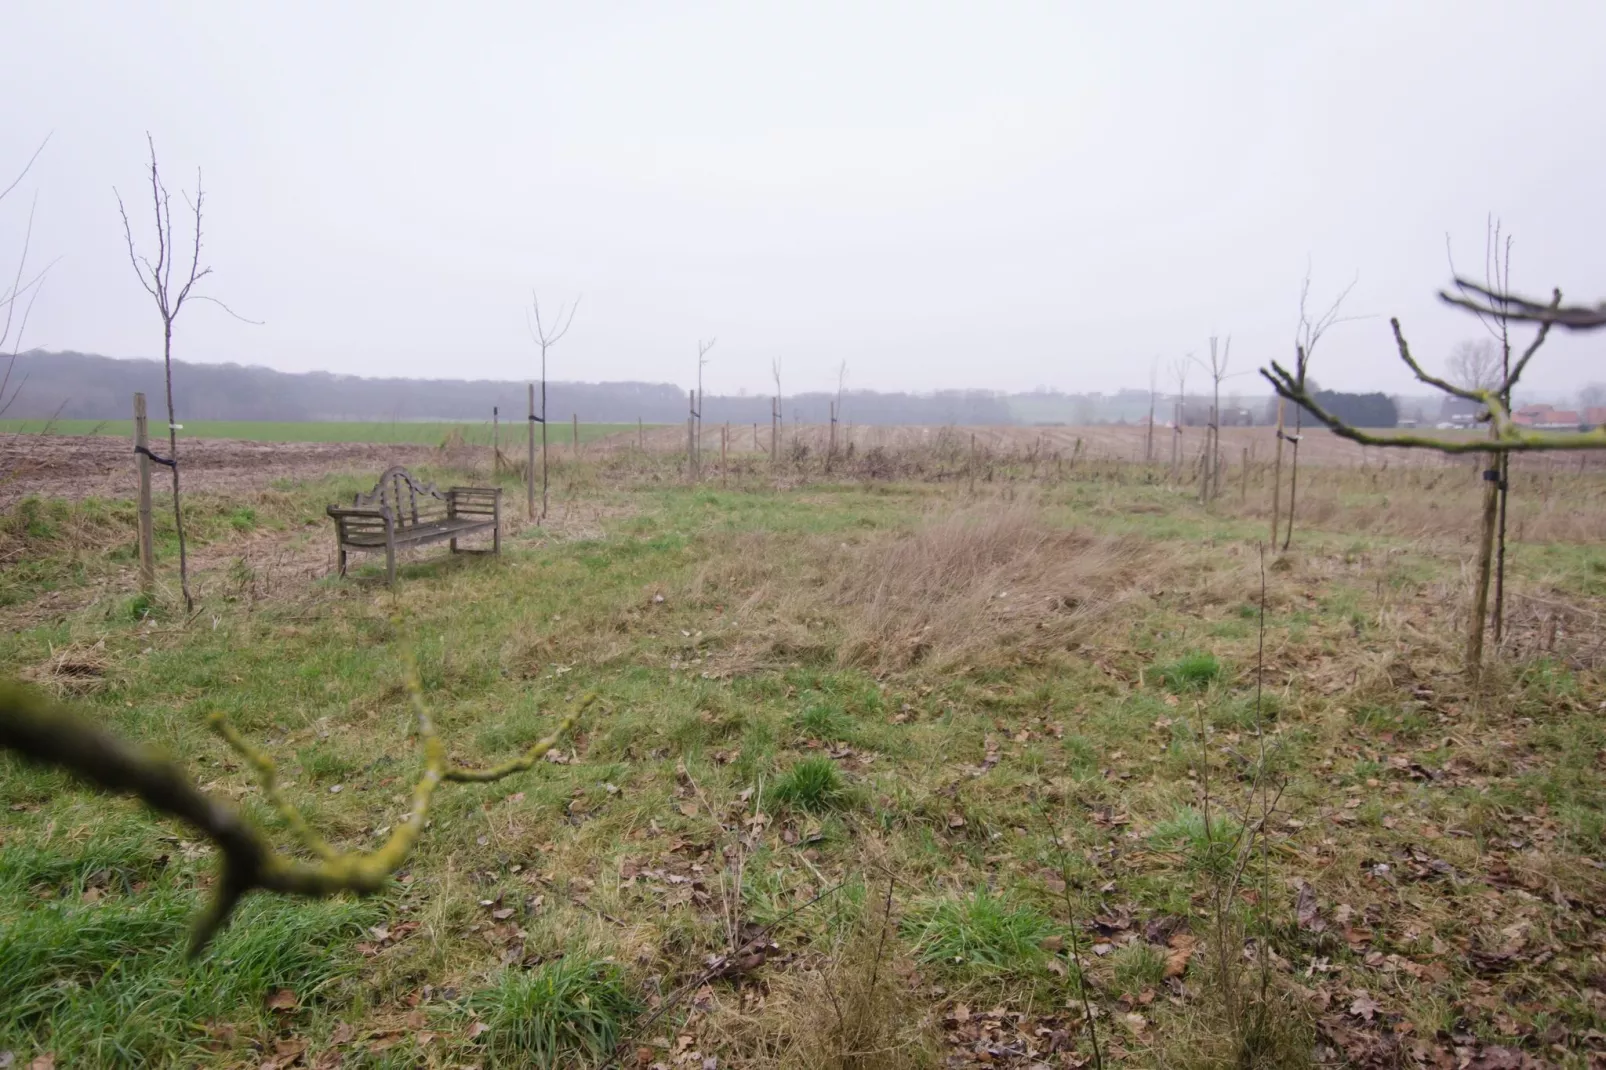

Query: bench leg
385;542;397;587
450;537;458;554
338;546;347;577
493;524;500;555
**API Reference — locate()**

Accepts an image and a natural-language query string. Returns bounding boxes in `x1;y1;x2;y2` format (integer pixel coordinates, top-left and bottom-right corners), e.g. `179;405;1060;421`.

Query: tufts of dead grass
828;503;1161;673
710;878;937;1070
21;638;113;695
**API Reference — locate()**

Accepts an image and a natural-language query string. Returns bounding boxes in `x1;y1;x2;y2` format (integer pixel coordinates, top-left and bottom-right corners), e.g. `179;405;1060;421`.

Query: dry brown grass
21;638;112;695
829;502;1160;673
682;501;1172;678
704;879;937;1070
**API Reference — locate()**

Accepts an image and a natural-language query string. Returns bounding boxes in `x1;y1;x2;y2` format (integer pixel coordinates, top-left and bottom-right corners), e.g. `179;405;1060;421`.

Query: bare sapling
1145;356;1159;465
1;135;54;431
1170;356;1190;481
527;292;580;522
1174;545;1304;1067
1194;335;1234;504
1041;804;1104;1068
1447;218;1515;642
116;135;257;611
694;337;715;477
1281;266;1360;550
828;358;848;471
771;356;784;466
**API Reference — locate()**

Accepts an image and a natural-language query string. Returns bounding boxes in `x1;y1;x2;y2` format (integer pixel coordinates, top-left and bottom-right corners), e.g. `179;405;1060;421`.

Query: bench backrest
353;467;451;530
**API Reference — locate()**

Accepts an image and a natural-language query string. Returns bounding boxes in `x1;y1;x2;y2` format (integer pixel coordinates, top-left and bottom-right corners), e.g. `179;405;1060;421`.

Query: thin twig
1040;803;1103;1069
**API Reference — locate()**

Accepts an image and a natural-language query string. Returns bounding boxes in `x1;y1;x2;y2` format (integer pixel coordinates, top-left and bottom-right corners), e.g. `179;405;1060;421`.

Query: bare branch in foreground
1441;278;1606;330
0;672;589;955
1262;287;1606;455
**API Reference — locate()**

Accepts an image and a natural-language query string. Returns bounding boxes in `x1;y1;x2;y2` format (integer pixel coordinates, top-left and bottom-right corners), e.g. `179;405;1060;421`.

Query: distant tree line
1260;389;1399;428
3;351;1018;426
1300;390;1398;428
9;350;1408;429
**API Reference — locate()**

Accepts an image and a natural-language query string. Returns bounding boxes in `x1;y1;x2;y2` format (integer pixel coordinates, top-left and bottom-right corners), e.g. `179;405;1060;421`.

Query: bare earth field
1;429;1603;1070
0;433;445;507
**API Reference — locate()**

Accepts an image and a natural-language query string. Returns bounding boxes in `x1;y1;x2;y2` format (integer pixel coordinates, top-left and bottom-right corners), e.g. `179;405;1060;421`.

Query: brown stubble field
0;426;1603;1069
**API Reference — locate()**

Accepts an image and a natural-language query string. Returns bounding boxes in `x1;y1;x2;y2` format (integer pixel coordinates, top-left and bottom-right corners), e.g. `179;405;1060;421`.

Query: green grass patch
1151;651;1224;692
904;887;1054;975
469;955;639;1068
770;756;850;812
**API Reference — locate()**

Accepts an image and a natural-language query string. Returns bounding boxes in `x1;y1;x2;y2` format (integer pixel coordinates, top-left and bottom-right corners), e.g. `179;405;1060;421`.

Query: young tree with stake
116;136;255;612
1446;219;1514;642
1262;275;1606;679
695;338;715;476
771;356;784;463
1194;335;1234;504
527;293;580;522
1281;267;1360;550
1169;356;1190;479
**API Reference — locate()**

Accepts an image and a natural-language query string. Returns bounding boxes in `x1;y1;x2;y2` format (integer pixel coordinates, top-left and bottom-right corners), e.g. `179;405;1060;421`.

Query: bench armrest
326;505;390;519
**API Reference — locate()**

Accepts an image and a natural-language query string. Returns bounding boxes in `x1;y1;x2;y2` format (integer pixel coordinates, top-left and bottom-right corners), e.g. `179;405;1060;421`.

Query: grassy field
0;418;653;447
0;451;1603;1068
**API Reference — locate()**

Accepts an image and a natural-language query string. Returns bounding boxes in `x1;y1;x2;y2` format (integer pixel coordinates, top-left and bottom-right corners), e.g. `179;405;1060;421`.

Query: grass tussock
470;953;639;1068
19;639;112;695
831;503;1156;672
771;755;851;812
903;887;1054;977
770;885;938;1070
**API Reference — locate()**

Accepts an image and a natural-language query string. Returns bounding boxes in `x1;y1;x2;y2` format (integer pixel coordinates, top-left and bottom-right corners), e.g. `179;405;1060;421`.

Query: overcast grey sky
4;1;1603;399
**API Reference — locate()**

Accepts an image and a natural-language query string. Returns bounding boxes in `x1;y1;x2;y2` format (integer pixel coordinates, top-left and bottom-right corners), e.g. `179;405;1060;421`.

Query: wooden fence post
1240;446;1249;502
133;393;155;596
638;417;644;452
721;423;728;487
572;413;579;458
770;397;779;464
526;384;536;520
492;405;500;473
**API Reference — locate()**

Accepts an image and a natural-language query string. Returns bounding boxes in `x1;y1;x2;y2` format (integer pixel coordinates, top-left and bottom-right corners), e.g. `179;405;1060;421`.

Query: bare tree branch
0;133;51;205
1263;290;1591;455
1440;277;1606;330
0;673;589;956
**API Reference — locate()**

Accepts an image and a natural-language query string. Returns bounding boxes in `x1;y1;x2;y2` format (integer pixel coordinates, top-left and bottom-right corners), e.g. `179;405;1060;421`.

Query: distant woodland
6;350;1418;428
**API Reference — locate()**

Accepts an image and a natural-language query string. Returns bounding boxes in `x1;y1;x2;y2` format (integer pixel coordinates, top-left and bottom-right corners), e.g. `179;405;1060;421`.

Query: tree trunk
1467;455;1500;679
134;392;154;596
1282;407;1302;551
1493;451;1510;642
161;322;192;611
527;384;536;521
1269;398;1285;548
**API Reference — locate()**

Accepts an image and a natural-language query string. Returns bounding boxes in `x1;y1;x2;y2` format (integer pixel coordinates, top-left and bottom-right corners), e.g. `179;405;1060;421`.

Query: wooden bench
327;466;501;585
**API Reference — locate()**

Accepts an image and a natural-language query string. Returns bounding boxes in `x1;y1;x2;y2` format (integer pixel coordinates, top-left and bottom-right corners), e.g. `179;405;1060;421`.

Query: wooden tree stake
526;384;536;520
133;393;155;595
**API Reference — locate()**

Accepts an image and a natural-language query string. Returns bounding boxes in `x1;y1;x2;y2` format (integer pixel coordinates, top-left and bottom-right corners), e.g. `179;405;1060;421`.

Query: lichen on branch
0;669;589;956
